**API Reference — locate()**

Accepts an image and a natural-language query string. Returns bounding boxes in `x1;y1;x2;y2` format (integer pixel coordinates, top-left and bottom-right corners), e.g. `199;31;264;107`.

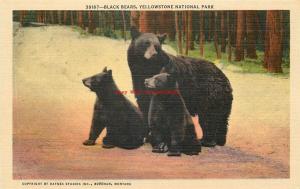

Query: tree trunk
83;11;88;29
70;11;74;25
41;11;45;23
19;11;26;26
88;11;95;33
208;12;214;41
111;11;115;31
139;11;156;33
231;11;237;47
235;11;245;61
227;11;232;62
255;12;263;46
214;11;221;59
199;11;205;57
221;11;227;52
187;11;194;50
78;11;84;29
139;11;148;32
57;11;62;25
130;11;139;28
263;13;270;69
36;11;40;22
121;11;127;40
175;11;183;54
246;11;258;59
50;11;54;24
63;11;67;24
98;12;103;32
184;11;189;55
36;11;39;22
42;11;45;23
103;12;109;30
167;12;176;41
158;12;175;41
182;11;186;37
43;11;47;23
264;11;283;73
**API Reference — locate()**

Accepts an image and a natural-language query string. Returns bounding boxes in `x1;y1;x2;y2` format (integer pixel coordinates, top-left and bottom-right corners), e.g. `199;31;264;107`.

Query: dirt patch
13;26;289;179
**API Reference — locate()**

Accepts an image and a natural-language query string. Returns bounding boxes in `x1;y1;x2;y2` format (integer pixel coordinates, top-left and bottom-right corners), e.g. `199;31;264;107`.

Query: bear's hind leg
167;122;184;157
198;111;218;147
215;101;232;146
136;96;152;142
102;123;118;149
216;111;230;146
216;125;227;146
102;135;116;149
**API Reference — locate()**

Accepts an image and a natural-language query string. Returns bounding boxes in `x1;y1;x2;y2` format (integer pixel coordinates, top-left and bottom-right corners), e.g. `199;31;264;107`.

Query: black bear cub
82;67;145;149
145;73;201;156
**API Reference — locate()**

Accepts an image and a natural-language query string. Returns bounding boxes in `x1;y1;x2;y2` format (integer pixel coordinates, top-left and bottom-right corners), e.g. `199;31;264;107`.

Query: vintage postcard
0;0;300;188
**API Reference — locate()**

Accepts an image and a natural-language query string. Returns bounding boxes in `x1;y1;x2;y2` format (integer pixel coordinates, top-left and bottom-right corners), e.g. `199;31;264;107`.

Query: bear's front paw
152;142;168;153
182;140;201;155
216;137;226;146
183;150;199;156
168;145;182;156
102;143;115;149
167;150;181;156
102;136;115;149
83;139;96;146
199;139;216;147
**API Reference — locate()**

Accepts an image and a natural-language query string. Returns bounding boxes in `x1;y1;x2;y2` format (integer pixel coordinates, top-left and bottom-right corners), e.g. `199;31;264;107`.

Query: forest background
14;10;290;74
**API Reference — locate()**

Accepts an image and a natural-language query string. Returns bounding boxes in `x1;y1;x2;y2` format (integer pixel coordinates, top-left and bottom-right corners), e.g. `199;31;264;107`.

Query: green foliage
113;30;131;40
71;25;130;42
94;28;103;36
71;26;89;37
166;40;289;76
103;29;118;39
13;10;37;23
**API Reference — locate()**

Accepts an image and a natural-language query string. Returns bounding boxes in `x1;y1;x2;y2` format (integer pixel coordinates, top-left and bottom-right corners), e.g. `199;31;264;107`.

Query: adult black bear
82;67;145;149
145;73;201;156
128;27;233;147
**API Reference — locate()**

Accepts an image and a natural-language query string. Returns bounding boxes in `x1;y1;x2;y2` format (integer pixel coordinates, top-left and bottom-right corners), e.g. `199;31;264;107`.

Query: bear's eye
94;76;101;82
144;41;151;46
154;45;161;52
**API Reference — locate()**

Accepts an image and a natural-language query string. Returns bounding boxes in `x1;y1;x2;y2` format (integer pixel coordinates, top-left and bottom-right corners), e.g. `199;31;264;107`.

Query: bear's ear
107;69;112;76
102;67;108;72
130;26;140;40
157;33;167;44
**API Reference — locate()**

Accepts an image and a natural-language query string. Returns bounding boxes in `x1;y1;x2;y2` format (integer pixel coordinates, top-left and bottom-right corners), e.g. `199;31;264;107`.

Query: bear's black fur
145;73;201;156
128;27;233;147
82;67;145;149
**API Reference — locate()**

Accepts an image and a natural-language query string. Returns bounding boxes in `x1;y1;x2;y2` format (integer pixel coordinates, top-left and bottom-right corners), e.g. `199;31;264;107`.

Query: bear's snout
82;78;92;88
144;78;149;86
144;78;155;88
144;44;157;59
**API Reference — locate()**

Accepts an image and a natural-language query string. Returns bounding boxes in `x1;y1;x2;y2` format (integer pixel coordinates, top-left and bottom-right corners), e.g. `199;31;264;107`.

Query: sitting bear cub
82;67;145;149
145;73;201;156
